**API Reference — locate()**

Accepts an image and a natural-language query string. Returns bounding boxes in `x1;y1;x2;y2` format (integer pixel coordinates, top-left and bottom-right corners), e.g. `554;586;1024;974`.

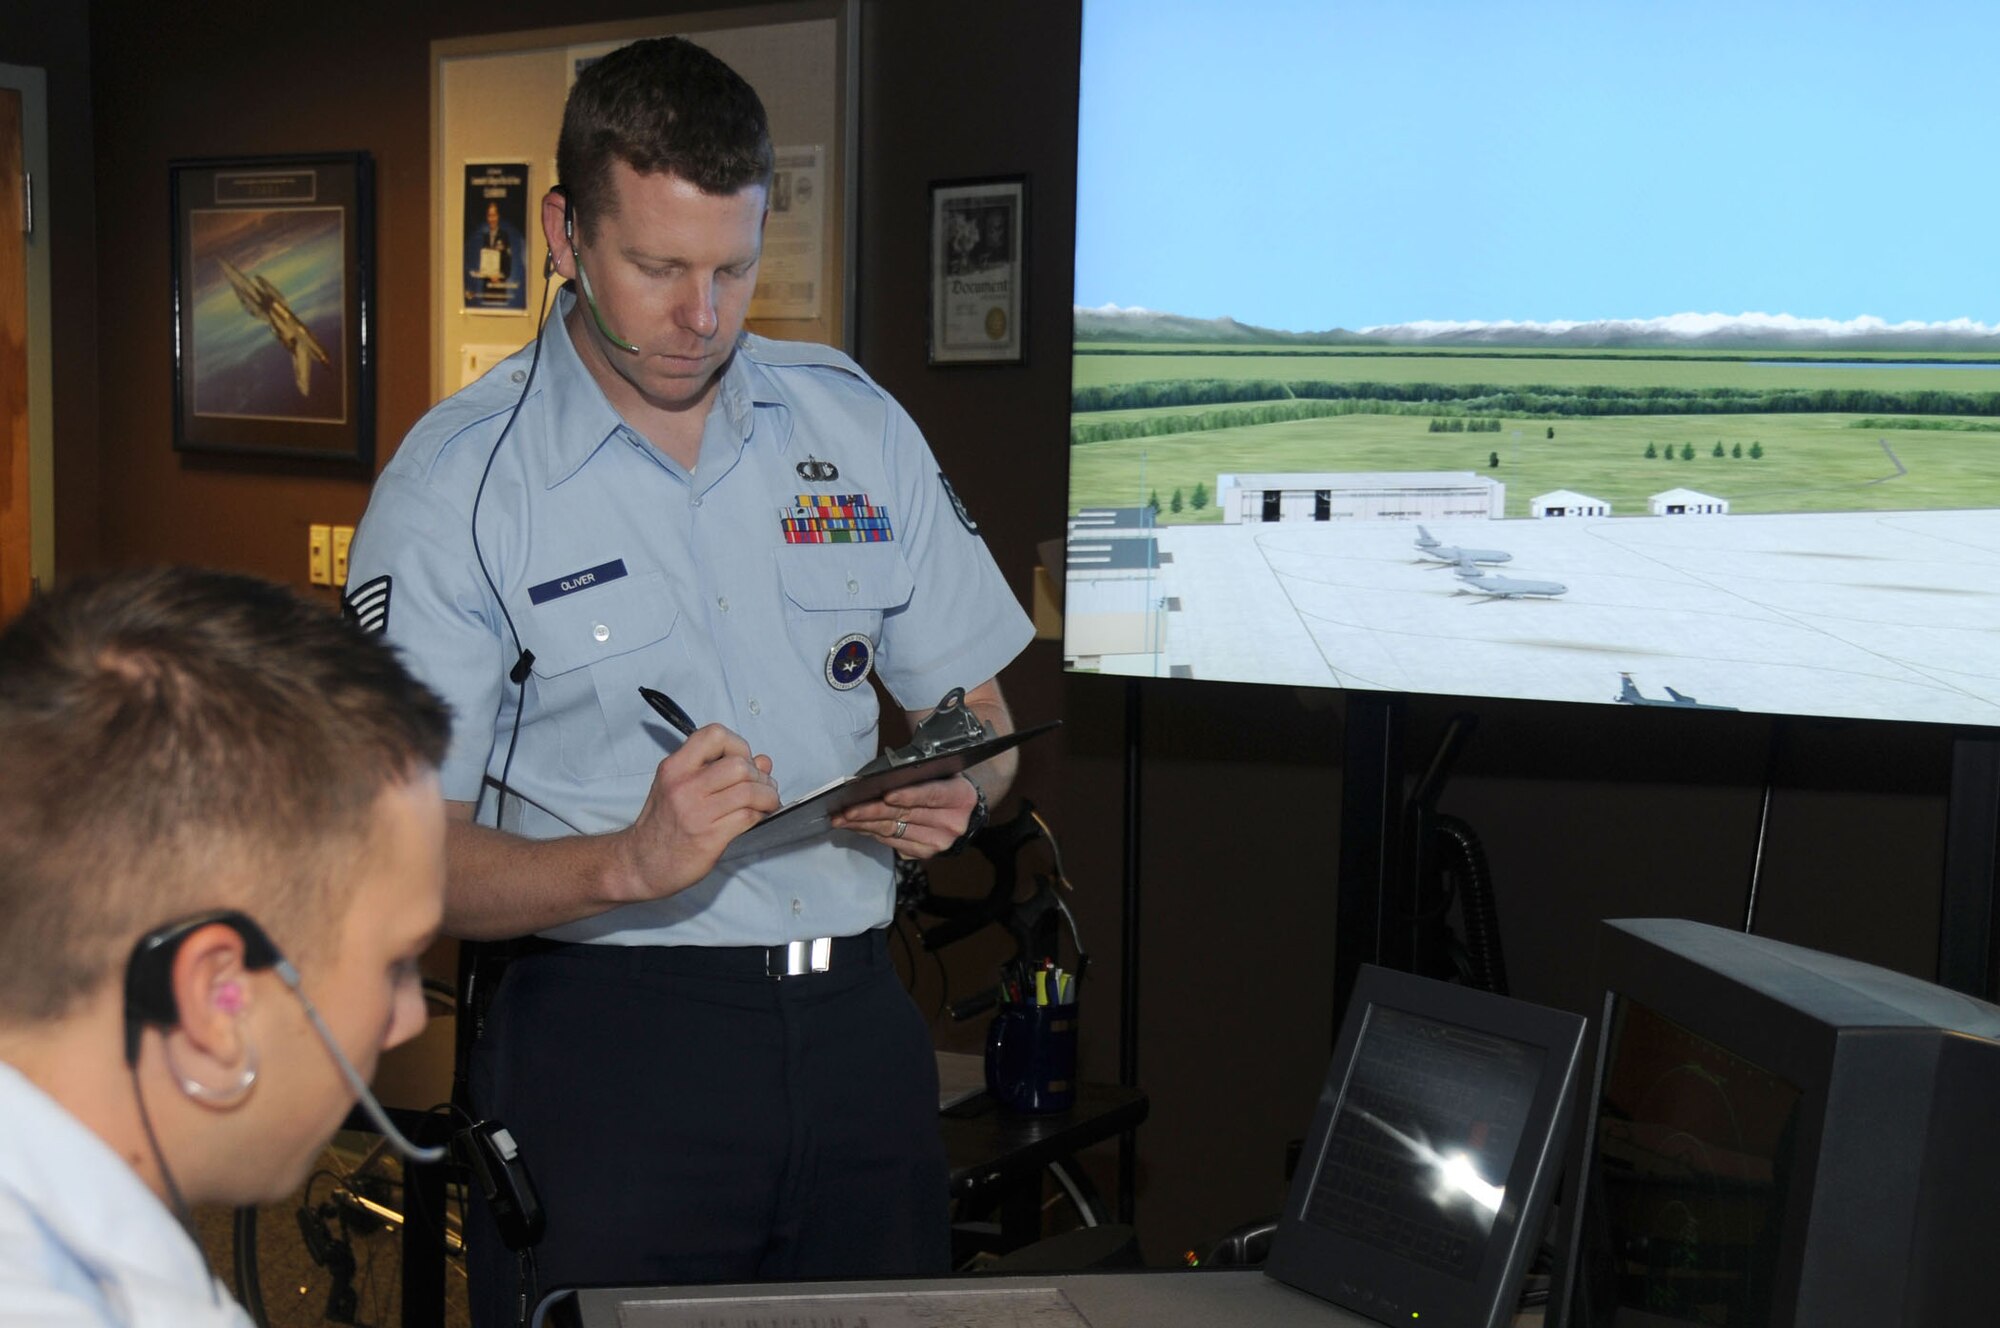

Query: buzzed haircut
556;35;775;240
0;567;451;1024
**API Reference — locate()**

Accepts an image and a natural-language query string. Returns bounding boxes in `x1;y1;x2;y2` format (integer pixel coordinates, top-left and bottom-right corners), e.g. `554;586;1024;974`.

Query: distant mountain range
1074;304;2000;353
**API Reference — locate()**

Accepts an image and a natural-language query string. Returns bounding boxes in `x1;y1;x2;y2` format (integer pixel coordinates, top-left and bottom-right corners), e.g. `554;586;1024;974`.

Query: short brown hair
556;36;774;240
0;567;450;1024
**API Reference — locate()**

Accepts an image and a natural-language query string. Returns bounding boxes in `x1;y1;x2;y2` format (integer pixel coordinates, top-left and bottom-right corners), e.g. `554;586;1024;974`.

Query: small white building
1215;471;1504;525
1648;487;1729;516
1531;489;1610;518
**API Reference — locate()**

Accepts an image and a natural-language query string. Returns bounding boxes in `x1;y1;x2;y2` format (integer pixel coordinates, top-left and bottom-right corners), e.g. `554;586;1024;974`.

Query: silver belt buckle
776;936;834;977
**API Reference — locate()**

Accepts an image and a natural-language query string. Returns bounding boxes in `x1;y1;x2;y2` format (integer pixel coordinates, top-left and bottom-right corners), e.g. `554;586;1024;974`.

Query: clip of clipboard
723;689;1060;861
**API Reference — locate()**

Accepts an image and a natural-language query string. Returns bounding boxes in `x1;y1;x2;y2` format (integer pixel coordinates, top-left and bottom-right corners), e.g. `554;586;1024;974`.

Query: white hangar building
1531;489;1611;518
1649;487;1730;516
1216;471;1504;525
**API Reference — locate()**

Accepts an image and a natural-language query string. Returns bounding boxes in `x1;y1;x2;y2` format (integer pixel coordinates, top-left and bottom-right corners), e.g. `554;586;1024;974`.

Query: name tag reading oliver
528;559;629;605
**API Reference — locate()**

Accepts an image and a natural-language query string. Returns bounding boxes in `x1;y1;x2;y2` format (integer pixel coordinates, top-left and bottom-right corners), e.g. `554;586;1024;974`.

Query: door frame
0;61;53;600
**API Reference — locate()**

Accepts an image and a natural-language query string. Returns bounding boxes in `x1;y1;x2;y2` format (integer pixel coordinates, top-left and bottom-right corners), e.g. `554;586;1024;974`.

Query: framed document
928;175;1026;366
169;152;374;464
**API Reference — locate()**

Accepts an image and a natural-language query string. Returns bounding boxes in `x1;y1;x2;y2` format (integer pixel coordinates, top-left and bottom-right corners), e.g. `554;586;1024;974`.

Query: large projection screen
1064;0;2000;729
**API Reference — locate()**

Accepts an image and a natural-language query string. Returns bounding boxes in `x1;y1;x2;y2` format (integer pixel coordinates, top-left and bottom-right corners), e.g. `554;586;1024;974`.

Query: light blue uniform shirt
348;294;1033;947
0;1063;252;1327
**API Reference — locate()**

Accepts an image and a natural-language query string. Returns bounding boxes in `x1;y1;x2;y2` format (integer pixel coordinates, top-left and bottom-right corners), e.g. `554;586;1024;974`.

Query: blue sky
1075;0;1999;331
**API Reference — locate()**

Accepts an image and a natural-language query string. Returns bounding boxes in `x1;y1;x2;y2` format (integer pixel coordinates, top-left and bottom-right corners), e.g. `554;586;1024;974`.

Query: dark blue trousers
465;930;948;1326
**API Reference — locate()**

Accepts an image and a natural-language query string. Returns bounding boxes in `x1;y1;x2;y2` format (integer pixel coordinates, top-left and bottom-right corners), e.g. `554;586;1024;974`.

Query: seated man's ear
159;923;260;1107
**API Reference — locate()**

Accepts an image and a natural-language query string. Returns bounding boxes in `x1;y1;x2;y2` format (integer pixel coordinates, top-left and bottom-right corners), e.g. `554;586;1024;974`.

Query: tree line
1850;415;2000;433
1073;377;2000;419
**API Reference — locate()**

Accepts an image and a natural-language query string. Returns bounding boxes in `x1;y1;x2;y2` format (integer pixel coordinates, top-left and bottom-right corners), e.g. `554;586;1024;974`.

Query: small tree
1749;441;1764;459
1644;441;1658;458
1713;441;1726;457
1546;426;1555;439
1680;442;1696;461
1170;487;1184;514
1148;490;1160;515
1488;451;1500;469
1732;442;1743;459
1191;481;1209;511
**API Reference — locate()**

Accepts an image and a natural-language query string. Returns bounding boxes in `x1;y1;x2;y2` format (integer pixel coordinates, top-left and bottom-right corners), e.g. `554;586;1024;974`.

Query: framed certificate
928;175;1027;366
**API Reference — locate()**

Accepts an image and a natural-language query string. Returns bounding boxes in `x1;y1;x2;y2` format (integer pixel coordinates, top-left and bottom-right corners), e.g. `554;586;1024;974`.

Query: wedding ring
892;818;908;839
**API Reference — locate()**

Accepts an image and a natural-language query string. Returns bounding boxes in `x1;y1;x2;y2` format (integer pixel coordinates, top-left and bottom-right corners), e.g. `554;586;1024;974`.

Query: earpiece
122;908;445;1163
124;910;280;1069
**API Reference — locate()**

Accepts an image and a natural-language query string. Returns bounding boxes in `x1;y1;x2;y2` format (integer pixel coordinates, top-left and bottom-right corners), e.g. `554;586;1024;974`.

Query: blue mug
985;1001;1078;1114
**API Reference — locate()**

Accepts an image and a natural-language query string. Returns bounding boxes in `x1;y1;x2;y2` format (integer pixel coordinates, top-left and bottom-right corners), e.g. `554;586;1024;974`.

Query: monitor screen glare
1306;1007;1547;1281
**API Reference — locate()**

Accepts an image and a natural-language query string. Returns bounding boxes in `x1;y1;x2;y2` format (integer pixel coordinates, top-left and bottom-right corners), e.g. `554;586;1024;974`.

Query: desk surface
544;1269;1543;1328
939;1081;1148;1197
544;1268;1386;1328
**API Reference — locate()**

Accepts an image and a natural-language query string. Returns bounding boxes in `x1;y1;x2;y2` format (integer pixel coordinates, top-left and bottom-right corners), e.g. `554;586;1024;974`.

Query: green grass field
1068;348;2000;521
1070;411;2000;522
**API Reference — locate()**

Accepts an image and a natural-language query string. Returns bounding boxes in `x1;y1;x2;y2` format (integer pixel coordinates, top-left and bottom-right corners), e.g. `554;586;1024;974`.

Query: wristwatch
942;776;989;856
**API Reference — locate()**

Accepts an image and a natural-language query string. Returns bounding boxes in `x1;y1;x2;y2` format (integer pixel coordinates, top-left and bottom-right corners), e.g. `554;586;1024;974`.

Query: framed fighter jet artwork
169;152;374;464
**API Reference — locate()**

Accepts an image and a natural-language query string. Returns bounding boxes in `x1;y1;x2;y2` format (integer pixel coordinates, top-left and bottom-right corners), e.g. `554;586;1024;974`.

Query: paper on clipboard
723;720;1060;861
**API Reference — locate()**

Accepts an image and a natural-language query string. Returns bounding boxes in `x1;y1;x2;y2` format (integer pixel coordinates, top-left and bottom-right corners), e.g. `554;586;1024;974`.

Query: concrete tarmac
1067;509;2000;726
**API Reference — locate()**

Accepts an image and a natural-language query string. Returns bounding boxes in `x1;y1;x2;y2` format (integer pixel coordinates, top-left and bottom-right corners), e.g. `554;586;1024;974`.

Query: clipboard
724;718;1060;861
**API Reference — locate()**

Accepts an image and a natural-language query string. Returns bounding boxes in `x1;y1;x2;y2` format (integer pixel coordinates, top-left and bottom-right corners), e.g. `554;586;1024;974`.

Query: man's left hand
833;773;979;860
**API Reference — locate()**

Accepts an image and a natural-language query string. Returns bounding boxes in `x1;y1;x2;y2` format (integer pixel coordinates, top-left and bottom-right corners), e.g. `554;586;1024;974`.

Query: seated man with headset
0;566;453;1326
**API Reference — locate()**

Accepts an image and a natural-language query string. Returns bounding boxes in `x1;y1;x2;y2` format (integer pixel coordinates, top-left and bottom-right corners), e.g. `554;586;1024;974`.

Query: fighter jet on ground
1414;525;1511;564
1615;673;1736;710
1452;557;1567;599
217;257;331;397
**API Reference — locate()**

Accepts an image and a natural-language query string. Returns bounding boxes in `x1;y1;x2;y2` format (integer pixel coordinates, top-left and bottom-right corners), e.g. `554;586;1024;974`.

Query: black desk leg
402;1155;447;1328
1000;1172;1044;1251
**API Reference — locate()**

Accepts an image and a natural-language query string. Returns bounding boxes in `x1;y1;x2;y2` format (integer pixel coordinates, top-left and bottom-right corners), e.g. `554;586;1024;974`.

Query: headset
123;908;446;1164
556;184;639;354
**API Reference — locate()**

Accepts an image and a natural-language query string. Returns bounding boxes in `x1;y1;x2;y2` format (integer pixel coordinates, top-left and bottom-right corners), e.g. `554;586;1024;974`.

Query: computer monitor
1549;918;2000;1327
1267;965;1586;1328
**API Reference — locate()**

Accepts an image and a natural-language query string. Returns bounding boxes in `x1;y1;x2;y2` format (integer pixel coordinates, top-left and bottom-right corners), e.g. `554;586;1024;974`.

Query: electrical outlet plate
331;525;354;586
308;524;333;586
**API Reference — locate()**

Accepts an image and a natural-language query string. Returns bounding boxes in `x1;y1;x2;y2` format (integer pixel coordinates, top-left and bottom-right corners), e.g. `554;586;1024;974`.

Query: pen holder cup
984;1000;1078;1115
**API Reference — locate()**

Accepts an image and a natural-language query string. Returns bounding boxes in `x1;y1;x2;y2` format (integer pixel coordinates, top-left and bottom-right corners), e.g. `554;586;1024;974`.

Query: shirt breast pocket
525;572;688;782
775;544;915;735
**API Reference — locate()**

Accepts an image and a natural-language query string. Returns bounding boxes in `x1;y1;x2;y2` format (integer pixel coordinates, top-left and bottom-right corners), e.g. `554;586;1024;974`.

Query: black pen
638;686;697;738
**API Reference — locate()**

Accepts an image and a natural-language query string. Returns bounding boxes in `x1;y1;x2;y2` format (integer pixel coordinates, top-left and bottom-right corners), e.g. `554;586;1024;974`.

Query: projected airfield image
1064;1;2000;726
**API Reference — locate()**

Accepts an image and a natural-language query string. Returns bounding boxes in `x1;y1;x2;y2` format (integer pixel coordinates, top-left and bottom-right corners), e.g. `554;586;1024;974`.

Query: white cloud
1359;312;2000;338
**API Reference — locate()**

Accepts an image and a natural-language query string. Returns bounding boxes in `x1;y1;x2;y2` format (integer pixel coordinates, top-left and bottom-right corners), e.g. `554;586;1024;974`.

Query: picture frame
170;152;374;464
928;175;1027;366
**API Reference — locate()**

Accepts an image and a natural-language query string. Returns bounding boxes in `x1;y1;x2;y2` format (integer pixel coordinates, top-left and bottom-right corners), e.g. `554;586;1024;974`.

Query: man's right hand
610;724;781;903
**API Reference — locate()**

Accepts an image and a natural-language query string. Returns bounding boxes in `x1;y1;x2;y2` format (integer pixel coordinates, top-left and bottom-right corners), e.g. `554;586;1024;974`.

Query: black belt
513;929;885;980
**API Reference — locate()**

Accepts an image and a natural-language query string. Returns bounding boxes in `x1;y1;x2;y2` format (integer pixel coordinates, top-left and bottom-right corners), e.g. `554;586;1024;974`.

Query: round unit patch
825;633;874;691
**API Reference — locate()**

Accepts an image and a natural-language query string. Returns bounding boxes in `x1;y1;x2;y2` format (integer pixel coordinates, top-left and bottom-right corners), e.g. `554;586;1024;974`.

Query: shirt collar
538;290;769;487
537;288;631;488
0;1061;227;1314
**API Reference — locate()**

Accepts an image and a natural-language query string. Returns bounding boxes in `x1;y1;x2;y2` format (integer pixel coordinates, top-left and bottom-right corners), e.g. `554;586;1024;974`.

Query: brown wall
22;0;1976;1265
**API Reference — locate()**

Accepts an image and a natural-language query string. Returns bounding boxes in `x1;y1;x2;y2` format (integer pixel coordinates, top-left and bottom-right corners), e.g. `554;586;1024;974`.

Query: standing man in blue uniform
347;36;1034;1323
